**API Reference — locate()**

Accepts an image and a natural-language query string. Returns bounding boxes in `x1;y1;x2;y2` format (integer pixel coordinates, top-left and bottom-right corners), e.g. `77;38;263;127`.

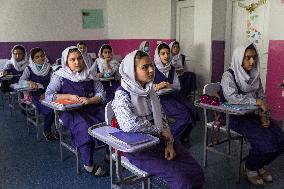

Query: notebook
52;99;83;109
11;81;31;90
108;131;153;147
222;102;258;111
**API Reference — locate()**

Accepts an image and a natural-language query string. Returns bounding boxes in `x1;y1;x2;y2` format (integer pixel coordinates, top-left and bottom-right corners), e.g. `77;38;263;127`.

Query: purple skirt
124;141;204;189
230;114;284;153
60;104;105;147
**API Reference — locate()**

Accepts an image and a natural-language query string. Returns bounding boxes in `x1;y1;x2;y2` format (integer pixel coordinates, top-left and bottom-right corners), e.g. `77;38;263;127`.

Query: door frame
176;0;195;61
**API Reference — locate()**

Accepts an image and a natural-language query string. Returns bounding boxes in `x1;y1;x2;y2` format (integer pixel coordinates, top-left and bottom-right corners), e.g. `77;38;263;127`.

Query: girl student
77;42;94;68
139;40;150;55
112;50;204;189
153;43;199;142
221;43;284;186
91;44;120;102
169;41;197;98
0;45;29;92
45;46;108;176
19;47;56;141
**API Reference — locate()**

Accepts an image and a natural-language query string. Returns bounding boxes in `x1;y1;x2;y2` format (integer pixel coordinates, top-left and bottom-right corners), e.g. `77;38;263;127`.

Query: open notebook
108;131;153;147
222;102;258;111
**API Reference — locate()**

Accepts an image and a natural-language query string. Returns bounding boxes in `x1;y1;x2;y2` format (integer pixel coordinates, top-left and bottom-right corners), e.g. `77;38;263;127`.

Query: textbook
51;99;84;109
108;131;153;147
222;102;258;111
54;99;81;105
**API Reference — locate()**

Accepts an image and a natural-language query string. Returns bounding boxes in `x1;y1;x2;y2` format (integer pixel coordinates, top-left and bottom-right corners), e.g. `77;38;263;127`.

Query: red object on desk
54;99;80;105
199;94;220;106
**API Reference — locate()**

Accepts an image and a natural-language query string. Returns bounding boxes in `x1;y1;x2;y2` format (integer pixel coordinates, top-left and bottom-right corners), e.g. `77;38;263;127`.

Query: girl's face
67;51;85;72
33;51;45;65
171;44;180;55
159;48;170;64
101;48;113;62
13;49;24;62
242;49;257;73
78;44;87;53
135;56;154;86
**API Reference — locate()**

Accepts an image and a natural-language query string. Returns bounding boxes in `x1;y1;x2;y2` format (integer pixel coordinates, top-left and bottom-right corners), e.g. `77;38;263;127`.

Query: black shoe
43;131;56;141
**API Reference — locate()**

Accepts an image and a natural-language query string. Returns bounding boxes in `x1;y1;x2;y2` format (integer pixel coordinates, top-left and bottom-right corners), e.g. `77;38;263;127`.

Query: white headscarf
169;41;182;68
93;44;119;74
229;43;260;93
5;45;29;72
120;50;163;129
154;43;172;76
29;48;51;76
54;46;97;82
138;41;148;50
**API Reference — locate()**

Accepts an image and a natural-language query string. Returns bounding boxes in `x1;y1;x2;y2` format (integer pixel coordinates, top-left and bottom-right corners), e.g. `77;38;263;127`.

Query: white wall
0;0;107;42
106;0;176;39
268;1;284;40
212;0;226;41
192;0;213;86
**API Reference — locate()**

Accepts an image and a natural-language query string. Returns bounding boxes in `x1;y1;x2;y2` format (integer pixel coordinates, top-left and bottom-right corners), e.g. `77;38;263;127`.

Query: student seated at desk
45;46;107;176
169;41;197;98
221;43;284;186
153;43;199;141
77;42;94;68
112;50;204;189
0;45;29;92
91;44;120;102
139;40;150;55
19;47;55;141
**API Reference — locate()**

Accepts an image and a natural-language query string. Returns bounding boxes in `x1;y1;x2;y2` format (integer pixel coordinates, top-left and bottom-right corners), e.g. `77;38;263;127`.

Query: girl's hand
96;73;103;78
260;110;271;128
68;94;80;102
164;82;170;88
256;99;271;112
165;143;176;160
161;127;174;141
39;94;45;100
154;82;170;91
176;68;184;76
28;81;38;90
78;97;90;105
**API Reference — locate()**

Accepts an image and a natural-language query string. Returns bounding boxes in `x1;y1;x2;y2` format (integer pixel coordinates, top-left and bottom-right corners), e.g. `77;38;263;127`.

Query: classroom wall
0;0;176;62
106;0;176;58
211;0;226;83
265;1;284;121
0;0;107;63
106;0;175;40
0;0;107;42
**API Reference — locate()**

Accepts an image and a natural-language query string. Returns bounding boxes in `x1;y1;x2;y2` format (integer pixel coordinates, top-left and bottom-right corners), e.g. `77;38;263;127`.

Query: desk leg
226;114;231;155
282;116;284;132
110;146;115;188
142;178;150;189
204;109;208;168
115;149;122;181
55;111;63;161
